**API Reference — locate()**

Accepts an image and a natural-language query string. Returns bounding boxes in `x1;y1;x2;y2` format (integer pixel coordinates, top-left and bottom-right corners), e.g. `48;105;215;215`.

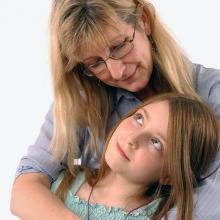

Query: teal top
51;171;161;220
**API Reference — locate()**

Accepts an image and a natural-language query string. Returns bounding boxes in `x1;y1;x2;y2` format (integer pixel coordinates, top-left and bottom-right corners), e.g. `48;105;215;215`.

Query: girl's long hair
50;0;199;174
56;93;219;220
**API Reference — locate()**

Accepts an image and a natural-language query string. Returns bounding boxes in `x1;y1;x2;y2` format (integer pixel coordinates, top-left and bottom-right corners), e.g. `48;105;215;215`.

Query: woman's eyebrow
82;35;127;62
83;56;100;62
109;34;126;43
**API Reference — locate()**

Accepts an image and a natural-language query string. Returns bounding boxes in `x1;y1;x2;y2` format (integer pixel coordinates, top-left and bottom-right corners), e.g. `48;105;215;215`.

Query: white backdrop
0;1;219;219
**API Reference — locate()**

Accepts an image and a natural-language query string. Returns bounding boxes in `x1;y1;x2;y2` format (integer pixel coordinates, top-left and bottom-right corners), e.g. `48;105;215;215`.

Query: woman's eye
133;113;144;125
151;138;162;151
111;37;129;51
89;60;104;69
111;42;125;51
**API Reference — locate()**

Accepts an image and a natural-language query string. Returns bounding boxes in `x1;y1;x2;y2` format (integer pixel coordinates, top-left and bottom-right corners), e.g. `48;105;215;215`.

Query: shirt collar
115;87;140;103
107;87;141;115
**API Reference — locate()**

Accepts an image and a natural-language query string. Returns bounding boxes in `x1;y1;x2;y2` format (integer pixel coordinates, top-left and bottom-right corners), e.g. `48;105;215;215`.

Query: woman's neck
91;172;150;211
134;84;155;101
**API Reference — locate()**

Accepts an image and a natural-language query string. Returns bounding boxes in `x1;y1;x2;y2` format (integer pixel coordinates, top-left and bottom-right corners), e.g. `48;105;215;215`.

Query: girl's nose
105;59;126;80
125;130;147;150
128;142;138;150
126;133;139;150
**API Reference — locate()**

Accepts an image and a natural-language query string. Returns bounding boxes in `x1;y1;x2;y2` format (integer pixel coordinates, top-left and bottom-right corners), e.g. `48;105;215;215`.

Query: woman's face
80;19;153;93
105;100;169;186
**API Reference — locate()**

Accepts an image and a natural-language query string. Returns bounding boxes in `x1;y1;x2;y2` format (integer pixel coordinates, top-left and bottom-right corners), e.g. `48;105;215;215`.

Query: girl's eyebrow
141;107;149;120
140;107;167;143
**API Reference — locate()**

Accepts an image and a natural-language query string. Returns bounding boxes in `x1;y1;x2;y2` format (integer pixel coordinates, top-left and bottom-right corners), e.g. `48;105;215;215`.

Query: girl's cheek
137;147;162;164
136;150;150;161
121;119;135;131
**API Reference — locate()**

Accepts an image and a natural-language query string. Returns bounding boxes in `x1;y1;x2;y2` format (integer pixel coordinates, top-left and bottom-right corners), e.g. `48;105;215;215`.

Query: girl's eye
151;138;162;151
133;112;144;125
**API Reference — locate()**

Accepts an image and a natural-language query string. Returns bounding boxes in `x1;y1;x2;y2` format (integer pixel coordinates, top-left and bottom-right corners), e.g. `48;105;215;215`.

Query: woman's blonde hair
56;93;219;220
50;0;199;174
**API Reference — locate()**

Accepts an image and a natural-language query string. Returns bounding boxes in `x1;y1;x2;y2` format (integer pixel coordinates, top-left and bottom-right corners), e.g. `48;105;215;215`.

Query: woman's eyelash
111;37;129;50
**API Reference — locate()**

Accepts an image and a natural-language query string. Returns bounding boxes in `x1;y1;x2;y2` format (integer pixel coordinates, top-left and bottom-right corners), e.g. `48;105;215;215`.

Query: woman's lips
116;142;130;161
122;67;138;82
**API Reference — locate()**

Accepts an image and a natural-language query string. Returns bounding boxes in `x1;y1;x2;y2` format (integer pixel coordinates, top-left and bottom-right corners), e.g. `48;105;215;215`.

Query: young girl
51;93;220;220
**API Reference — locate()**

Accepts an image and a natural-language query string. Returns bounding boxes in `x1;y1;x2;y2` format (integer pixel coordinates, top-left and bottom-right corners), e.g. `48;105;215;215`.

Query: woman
51;93;219;220
11;1;220;219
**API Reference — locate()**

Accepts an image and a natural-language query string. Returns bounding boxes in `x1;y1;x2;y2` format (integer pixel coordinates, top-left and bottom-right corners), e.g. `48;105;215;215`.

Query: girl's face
80;19;153;93
105;101;169;186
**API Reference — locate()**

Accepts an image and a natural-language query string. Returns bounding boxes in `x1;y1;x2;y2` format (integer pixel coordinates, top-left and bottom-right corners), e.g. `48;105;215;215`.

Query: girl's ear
159;176;172;185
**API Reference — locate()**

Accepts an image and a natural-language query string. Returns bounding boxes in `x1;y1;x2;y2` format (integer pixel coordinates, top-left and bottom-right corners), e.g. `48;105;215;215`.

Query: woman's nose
105;59;126;80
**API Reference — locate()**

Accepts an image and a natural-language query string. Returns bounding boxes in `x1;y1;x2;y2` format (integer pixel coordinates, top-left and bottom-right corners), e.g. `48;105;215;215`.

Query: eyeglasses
79;22;136;77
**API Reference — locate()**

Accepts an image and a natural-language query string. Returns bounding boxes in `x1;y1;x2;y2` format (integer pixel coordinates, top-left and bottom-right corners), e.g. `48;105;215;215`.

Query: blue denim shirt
16;63;220;219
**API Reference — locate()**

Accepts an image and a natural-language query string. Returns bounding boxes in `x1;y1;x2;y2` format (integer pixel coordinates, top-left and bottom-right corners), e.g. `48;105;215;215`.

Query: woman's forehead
77;21;132;60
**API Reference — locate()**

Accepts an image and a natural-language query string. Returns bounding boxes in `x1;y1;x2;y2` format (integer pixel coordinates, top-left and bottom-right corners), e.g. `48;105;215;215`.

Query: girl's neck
91;172;151;211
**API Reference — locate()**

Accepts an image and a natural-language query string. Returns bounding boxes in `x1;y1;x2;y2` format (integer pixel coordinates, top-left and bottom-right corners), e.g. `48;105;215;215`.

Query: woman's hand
10;172;80;220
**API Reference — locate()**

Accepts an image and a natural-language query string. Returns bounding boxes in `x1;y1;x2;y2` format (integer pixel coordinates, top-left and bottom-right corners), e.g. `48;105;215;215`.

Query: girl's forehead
140;101;169;120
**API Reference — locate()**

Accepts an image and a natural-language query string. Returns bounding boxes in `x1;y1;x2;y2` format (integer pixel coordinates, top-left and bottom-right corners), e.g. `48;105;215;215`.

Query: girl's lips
116;142;130;161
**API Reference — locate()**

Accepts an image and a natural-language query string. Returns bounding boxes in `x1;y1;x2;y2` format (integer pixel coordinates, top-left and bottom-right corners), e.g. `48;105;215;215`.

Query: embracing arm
10;106;81;219
10;173;80;220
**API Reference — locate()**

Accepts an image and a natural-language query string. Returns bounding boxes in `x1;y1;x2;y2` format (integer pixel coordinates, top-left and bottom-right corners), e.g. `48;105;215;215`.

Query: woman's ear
139;7;151;35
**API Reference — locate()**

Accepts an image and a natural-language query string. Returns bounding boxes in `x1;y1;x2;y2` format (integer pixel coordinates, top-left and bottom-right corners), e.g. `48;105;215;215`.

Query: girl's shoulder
52;170;163;219
51;170;86;194
192;63;220;117
192;63;220;91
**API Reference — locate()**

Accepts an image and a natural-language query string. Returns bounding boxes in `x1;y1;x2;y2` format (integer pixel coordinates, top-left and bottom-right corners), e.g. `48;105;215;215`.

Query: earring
147;34;157;52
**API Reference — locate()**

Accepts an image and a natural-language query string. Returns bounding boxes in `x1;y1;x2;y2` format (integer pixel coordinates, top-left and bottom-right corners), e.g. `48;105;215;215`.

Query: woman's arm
11;106;80;219
194;64;220;118
10;173;80;220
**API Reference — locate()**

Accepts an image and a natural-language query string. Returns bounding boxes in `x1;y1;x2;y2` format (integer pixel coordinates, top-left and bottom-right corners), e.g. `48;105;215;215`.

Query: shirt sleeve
193;64;220;118
15;105;67;182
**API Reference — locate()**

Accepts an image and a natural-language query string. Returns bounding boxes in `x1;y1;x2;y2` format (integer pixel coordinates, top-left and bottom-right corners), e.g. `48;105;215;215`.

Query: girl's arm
10;173;80;220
